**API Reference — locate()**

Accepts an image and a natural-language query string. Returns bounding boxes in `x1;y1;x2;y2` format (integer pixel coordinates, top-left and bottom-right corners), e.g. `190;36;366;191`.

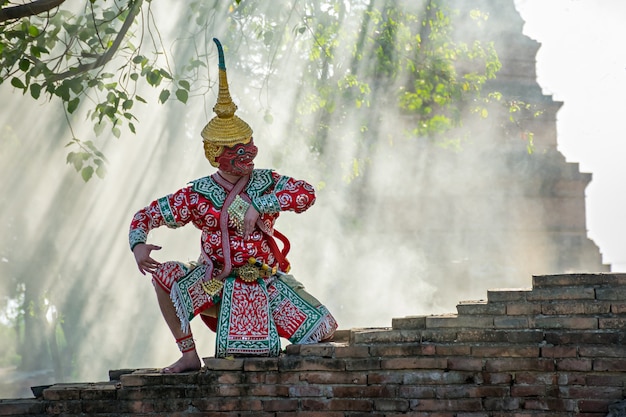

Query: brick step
456;299;625;316
484;283;626;305
391;313;623;331
287;328;626;349
491;287;625;303
104;342;626;380
102;341;626;376
532;273;626;289
300;327;626;348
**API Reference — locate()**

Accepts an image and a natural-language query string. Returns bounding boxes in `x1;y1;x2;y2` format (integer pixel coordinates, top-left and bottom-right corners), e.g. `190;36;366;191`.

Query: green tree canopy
0;0;526;182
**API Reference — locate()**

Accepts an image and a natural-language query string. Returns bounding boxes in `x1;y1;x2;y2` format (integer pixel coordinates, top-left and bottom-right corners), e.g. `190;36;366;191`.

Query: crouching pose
129;38;337;373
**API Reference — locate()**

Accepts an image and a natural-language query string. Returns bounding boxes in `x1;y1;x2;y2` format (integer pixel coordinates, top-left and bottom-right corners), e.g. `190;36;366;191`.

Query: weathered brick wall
2;273;626;416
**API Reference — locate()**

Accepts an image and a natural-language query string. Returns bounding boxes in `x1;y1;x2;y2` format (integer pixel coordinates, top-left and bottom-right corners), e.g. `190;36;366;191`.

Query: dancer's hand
133;243;162;275
243;206;260;240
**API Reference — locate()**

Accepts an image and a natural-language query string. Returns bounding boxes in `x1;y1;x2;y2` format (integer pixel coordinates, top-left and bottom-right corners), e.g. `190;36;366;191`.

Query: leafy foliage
220;0;521;181
0;0;195;180
0;0;536;181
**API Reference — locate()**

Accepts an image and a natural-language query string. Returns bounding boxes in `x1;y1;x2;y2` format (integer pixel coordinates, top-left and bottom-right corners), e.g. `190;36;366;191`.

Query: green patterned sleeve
250;173;316;214
129;188;191;251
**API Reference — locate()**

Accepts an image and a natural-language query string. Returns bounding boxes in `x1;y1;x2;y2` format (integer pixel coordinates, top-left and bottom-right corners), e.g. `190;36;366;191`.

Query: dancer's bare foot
161;351;202;374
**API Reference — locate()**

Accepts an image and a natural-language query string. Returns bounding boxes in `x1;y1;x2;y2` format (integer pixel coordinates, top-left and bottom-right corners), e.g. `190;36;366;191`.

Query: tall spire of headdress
201;38;253;166
211;38;237;119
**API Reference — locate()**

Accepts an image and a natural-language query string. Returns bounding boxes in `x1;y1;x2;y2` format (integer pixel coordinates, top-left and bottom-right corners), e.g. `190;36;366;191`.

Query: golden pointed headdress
201;38;253;166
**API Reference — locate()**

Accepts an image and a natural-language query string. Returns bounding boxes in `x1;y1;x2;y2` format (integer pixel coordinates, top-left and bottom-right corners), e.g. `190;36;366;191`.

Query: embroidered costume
129;38;337;358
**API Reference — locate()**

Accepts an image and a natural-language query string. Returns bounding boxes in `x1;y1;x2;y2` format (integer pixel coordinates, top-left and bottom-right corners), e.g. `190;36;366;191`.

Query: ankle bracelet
176;335;196;353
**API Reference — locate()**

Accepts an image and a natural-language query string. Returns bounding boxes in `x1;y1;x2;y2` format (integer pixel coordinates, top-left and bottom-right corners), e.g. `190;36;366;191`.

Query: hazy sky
515;0;626;271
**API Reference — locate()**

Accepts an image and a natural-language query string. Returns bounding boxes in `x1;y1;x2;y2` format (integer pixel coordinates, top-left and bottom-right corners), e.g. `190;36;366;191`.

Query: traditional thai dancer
129;38;337;373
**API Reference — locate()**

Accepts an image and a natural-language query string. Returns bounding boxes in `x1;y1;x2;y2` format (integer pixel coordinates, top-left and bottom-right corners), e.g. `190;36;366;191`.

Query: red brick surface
1;274;626;417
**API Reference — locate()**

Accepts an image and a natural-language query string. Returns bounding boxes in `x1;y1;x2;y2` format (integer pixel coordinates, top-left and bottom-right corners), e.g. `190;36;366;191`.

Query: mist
0;0;605;397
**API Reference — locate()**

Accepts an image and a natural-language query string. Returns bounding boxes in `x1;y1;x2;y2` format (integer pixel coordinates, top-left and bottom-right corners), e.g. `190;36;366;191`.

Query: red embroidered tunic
129;169;315;276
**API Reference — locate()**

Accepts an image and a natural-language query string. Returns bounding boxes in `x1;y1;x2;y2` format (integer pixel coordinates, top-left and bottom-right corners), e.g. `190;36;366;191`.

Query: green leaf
106;91;117;104
95;163;107;179
103;105;116;119
81;166;94;182
175;89;188;104
29;45;47;58
11;77;25;90
146;70;162;86
178;80;190;91
159;89;170;103
66;151;84;171
55;84;70;101
18;58;30;72
103;10;117;21
28;25;40;37
94;121;106;136
67;98;80;114
159;69;172;79
30;83;42;99
83;140;96;152
67;78;84;94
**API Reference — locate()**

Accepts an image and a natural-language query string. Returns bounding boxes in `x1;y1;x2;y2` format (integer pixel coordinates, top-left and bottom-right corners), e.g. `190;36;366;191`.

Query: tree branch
47;0;144;83
0;0;66;23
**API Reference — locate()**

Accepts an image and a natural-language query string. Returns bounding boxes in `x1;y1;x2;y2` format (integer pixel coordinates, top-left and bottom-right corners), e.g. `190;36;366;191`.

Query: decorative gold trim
235;264;261;283
227;195;250;235
202;279;224;297
203;142;225;167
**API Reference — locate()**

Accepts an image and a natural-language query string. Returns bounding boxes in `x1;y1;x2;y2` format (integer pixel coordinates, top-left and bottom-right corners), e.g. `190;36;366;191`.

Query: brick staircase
1;273;625;416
